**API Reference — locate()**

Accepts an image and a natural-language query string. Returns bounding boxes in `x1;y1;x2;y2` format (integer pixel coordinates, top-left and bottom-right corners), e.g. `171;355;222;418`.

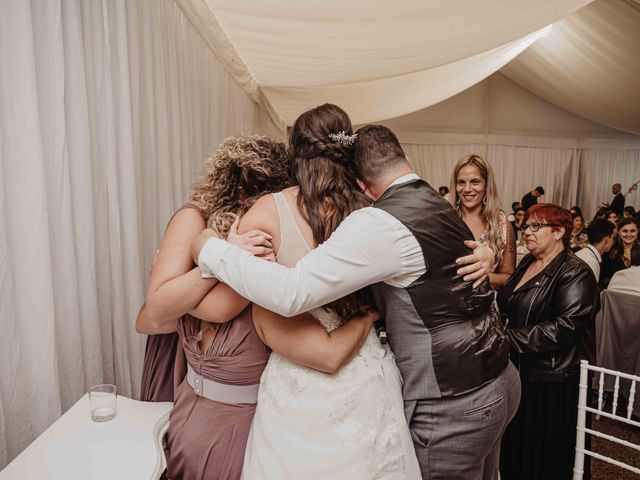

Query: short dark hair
624;206;636;215
586;218;615;245
353;125;408;182
631;245;640;266
439;186;449;195
534;186;545;195
526;203;571;246
511;201;521;211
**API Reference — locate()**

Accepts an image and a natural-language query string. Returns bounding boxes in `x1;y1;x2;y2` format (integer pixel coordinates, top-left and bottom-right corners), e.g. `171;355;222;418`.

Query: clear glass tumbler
89;384;117;422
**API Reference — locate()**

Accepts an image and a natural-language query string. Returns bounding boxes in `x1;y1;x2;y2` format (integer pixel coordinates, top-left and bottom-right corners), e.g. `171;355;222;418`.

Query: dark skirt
140;332;186;402
500;376;590;480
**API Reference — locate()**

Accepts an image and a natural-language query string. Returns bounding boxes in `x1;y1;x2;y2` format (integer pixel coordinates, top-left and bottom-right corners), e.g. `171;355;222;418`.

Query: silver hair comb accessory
328;131;357;146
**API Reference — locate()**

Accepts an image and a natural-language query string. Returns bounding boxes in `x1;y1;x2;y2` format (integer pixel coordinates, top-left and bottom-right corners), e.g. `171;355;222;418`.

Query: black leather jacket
496;249;599;382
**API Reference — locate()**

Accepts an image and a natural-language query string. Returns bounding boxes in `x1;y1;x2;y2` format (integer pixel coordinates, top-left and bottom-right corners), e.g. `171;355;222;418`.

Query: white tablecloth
0;394;172;480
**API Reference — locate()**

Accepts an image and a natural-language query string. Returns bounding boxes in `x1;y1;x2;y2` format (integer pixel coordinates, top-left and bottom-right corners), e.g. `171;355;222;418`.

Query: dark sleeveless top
140;204;204;402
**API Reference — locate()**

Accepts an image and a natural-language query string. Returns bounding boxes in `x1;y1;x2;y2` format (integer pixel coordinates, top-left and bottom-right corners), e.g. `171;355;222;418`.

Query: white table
1;394;172;480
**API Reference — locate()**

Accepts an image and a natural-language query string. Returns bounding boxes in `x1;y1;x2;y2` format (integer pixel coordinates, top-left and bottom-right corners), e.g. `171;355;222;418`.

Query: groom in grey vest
355;125;520;479
193;125;520;479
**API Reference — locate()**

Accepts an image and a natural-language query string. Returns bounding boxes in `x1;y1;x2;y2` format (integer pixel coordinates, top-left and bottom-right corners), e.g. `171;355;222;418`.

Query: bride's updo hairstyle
289;103;371;319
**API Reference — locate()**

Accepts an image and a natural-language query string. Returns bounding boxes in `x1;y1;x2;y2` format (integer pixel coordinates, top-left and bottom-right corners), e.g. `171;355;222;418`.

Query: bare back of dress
272;191;341;332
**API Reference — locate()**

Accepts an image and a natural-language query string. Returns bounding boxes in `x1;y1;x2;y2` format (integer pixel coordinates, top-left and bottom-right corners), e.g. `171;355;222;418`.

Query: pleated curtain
0;0;277;466
404;142;640;219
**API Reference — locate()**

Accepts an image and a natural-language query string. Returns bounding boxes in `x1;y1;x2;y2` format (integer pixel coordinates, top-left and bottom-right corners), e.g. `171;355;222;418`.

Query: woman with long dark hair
237;104;421;478
600;216;639;288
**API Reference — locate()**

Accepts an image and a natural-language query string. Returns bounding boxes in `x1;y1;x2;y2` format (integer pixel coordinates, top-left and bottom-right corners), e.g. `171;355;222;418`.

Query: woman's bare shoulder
238;193;278;234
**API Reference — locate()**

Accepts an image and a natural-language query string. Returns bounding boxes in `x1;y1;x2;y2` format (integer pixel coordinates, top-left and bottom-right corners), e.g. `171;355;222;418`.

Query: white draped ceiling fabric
203;0;593;125
0;0;275;467
501;0;640;135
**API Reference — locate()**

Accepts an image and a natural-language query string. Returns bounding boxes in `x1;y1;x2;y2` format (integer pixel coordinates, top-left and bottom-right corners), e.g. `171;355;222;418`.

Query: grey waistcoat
371;179;509;400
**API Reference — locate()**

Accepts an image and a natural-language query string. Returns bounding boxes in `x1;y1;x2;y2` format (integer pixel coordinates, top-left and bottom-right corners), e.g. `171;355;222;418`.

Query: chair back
573;360;640;479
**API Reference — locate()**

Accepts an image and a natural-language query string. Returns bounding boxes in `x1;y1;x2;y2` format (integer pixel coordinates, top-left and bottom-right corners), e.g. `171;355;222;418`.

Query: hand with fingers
226;217;274;258
455;240;496;288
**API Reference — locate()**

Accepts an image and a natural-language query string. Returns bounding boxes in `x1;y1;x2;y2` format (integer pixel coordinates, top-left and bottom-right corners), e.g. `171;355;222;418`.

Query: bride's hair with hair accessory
289;103;371;319
189;135;290;237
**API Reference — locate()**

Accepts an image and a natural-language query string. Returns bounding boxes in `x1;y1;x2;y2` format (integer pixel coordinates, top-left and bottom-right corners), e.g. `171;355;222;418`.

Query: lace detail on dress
258;329;408;477
243;189;421;479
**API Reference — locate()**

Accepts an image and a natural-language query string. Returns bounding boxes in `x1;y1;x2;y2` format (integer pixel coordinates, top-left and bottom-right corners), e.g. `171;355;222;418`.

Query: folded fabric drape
201;0;592;124
502;0;640;135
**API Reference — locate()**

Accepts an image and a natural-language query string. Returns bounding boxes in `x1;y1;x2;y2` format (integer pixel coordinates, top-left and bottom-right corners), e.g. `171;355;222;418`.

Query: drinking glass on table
89;384;117;422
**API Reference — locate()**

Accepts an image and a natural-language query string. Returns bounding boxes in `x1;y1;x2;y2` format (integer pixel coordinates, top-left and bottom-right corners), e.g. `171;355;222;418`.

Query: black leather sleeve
506;265;598;354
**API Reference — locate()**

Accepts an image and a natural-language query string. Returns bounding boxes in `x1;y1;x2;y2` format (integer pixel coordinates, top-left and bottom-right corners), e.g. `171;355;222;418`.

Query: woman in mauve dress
136;135;378;480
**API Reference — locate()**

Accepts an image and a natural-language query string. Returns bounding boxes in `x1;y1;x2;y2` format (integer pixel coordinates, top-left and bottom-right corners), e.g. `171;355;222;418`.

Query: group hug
136;103;600;480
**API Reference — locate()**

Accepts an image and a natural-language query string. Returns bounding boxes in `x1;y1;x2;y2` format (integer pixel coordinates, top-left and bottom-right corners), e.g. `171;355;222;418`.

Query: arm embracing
252;305;377;373
136;208;218;334
197;209;403;317
506;266;598;355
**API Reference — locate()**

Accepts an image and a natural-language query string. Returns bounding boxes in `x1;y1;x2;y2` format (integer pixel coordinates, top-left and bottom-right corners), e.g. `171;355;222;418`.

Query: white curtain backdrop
403;143;488;191
577;148;640;219
0;0;278;467
487;145;579;210
404;141;640;219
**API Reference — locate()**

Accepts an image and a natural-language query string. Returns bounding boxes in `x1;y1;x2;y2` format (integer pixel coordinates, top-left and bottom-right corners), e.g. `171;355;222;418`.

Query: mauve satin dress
166;306;270;480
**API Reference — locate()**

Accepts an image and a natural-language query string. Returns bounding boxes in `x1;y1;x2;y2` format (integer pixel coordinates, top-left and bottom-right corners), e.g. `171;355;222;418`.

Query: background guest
511;207;526;242
602;182;625;216
438;185;449;197
575;219;615;282
497;203;598;480
569;212;589;251
569;205;584;218
607;246;640;296
508;201;523;222
623;205;636;218
600;217;639;288
606;209;620;226
521;185;544;211
450;153;516;289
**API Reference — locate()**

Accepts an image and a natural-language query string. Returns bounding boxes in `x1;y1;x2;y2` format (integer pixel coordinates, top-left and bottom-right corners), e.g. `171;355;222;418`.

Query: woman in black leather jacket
497;203;598;480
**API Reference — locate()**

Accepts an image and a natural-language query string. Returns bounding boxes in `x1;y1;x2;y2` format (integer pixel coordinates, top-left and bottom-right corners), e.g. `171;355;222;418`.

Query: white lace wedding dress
241;193;420;479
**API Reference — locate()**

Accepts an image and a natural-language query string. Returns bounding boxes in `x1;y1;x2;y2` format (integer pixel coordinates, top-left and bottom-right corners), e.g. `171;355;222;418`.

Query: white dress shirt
575;244;602;281
607;266;640;296
198;174;426;317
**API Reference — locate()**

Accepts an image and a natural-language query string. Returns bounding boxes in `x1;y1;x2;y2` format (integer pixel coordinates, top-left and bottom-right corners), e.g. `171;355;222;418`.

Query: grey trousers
404;361;521;480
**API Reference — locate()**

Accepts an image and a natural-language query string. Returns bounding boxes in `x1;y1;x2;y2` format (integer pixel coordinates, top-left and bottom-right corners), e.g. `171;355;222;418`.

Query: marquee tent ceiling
500;0;640;135
184;0;639;134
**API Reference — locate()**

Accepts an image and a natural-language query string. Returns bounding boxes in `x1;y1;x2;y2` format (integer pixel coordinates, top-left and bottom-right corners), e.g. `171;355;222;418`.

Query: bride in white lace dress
239;104;420;479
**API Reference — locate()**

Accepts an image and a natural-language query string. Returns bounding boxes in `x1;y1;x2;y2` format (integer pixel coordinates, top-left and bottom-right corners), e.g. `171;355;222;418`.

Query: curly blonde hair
189;135;290;237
